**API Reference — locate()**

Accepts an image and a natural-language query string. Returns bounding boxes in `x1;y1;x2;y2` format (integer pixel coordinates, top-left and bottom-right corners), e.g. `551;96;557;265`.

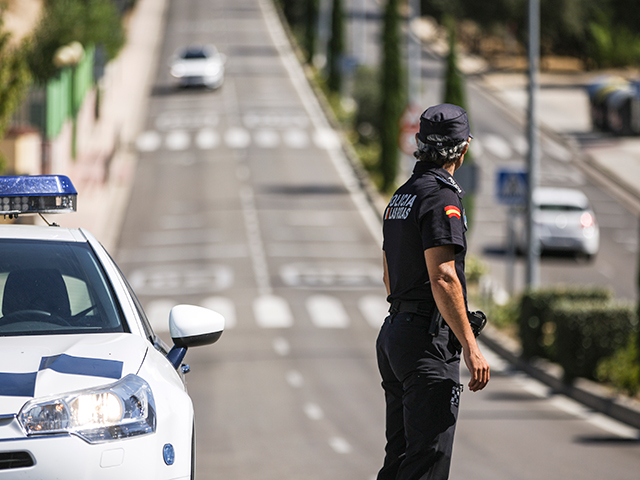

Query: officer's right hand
463;345;490;392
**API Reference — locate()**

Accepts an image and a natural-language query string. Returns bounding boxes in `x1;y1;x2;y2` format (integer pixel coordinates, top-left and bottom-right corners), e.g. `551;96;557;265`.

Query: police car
0;176;224;478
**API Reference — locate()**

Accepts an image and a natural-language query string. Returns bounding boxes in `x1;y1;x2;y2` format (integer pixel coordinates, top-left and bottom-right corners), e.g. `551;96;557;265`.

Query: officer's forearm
382;253;390;296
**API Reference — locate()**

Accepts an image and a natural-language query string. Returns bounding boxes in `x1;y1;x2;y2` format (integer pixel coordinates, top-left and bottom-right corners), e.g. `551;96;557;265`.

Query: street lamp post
526;0;540;288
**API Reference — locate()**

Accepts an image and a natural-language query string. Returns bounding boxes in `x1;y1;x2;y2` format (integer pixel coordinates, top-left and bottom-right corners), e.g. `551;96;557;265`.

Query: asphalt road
115;0;640;479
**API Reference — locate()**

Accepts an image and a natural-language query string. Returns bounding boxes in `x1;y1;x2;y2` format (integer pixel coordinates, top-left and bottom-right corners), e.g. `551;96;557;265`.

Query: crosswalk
144;293;389;333
135;126;341;152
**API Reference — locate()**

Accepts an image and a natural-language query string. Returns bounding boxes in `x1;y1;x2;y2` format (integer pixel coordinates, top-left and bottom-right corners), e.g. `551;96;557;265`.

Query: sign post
496;169;528;295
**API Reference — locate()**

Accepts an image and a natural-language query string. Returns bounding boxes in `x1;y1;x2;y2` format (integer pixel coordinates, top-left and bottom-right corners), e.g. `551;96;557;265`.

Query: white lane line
303;403;325;420
201;296;236;329
358;295;388;329
286;370;304;388
254;129;280;148
254;295;293;328
328;437;353;454
239;186;271;296
136;130;162;152
225;127;251;149
145;299;175;333
196;128;220;149
306;295;350;328
272;336;291;356
166;130;190;151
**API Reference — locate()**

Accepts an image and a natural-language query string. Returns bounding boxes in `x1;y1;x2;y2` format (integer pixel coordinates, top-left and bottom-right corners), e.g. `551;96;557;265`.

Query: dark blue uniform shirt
382;161;467;307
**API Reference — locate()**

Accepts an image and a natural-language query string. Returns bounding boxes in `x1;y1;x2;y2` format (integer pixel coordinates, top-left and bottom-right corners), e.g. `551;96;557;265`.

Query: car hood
0;333;148;415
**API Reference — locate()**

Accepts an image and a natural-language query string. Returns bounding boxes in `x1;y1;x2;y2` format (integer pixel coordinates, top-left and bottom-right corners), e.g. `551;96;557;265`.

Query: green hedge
518;287;613;361
553;300;636;383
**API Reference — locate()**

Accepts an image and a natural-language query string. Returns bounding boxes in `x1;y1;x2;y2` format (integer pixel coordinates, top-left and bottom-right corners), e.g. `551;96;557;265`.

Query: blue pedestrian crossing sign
496;168;528;206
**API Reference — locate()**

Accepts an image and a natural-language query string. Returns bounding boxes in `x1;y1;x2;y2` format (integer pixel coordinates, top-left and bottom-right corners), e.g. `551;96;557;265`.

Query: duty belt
389;300;435;317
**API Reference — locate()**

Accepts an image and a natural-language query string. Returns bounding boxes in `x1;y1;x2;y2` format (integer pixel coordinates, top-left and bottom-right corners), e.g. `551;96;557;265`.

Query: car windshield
0;239;126;336
182;48;209;59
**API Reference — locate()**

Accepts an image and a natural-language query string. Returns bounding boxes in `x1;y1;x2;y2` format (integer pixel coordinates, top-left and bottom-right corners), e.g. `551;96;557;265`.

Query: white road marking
306;295;349;328
254;129;280;148
283;128;309;148
201;296;236;329
196;128;220;149
136;131;162;152
313;128;341;149
358;295;388;329
165;130;190;151
240;187;271;295
286;370;305;388
225;127;251;149
328;437;353;454
303;403;325;420
273;337;291;356
254;295;293;328
145;299;175;333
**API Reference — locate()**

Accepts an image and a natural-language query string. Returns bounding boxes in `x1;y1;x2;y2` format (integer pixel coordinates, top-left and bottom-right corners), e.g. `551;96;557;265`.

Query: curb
481;325;640;431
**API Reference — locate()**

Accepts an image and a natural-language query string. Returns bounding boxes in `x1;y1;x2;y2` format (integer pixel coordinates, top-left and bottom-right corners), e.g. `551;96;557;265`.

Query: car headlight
18;374;156;444
171;64;185;78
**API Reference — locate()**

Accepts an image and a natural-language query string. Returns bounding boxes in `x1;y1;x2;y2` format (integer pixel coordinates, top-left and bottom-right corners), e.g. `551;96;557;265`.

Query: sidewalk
55;0;168;252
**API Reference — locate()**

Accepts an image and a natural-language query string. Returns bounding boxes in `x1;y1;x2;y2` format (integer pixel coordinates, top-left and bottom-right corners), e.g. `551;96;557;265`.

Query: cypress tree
379;0;404;193
327;0;345;93
303;0;319;64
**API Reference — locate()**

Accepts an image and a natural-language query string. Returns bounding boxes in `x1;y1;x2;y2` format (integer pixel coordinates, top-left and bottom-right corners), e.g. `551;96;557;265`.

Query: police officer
376;104;490;480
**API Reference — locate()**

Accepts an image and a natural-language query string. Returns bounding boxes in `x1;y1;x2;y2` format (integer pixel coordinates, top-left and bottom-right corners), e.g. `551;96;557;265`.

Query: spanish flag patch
445;205;461;219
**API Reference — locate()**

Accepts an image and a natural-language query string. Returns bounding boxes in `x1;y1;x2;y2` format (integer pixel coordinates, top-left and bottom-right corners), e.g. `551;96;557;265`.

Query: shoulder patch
445;205;461;219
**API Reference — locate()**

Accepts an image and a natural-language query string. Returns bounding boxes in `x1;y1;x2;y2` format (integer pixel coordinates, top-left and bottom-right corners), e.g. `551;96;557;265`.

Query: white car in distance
170;44;226;89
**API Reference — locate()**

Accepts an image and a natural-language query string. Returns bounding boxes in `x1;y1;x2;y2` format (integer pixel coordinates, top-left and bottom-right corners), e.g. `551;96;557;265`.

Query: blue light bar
0;175;77;215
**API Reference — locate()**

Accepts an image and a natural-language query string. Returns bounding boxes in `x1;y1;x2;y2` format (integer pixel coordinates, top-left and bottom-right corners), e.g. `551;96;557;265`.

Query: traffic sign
496;168;528;205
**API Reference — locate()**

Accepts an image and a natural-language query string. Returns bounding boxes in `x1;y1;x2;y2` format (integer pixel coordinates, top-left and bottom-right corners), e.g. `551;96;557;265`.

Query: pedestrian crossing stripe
135;127;340;152
144;294;388;333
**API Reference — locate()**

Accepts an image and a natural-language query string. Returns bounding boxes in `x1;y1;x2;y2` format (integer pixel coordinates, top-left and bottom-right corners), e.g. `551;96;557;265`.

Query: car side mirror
166;305;225;369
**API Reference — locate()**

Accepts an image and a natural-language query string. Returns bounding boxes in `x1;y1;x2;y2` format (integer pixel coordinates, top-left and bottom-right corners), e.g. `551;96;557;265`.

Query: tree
378;0;405;193
0;15;31;142
327;0;345;93
303;0;319;64
27;0;125;83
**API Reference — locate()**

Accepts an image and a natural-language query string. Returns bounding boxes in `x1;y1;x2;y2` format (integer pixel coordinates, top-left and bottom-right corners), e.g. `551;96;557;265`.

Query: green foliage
379;0;405;193
465;254;488;285
443;18;466;109
302;0;319;64
0;13;32;140
352;66;381;144
554;300;636;383
27;0;125;83
597;335;640;397
327;0;345;93
518;286;613;361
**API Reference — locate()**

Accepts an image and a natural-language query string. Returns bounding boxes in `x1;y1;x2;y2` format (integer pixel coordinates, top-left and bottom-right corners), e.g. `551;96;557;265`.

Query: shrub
553;300;636;383
597;335;640;397
518;286;612;361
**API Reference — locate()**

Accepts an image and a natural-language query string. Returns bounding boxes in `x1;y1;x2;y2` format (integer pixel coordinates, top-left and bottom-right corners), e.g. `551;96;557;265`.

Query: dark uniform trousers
376;311;462;480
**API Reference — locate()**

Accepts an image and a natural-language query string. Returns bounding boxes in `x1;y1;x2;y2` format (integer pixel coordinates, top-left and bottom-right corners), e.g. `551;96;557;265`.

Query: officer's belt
389;300;435;316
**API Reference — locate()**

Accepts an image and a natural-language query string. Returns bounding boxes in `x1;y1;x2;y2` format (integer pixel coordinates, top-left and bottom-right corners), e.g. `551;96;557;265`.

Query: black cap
417;104;471;147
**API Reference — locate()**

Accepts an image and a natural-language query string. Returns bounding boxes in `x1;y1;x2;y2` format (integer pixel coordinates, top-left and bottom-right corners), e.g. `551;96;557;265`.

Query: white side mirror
169;304;225;348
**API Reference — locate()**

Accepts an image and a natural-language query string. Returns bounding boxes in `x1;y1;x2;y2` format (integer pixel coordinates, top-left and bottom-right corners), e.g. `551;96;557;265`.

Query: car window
0;239;126;336
182;49;208;59
538;204;585;212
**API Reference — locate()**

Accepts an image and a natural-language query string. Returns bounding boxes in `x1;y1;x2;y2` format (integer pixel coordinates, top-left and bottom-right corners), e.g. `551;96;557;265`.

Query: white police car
0;175;224;478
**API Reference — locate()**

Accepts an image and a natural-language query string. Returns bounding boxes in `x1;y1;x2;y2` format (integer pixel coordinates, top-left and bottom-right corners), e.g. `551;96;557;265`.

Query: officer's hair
414;135;468;167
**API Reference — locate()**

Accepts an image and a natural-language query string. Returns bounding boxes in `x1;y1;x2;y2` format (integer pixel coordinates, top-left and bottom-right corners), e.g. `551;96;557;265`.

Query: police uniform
376;134;469;477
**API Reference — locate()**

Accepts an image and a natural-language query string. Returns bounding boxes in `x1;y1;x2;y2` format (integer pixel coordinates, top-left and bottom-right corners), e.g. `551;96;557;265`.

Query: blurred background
1;0;640;479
